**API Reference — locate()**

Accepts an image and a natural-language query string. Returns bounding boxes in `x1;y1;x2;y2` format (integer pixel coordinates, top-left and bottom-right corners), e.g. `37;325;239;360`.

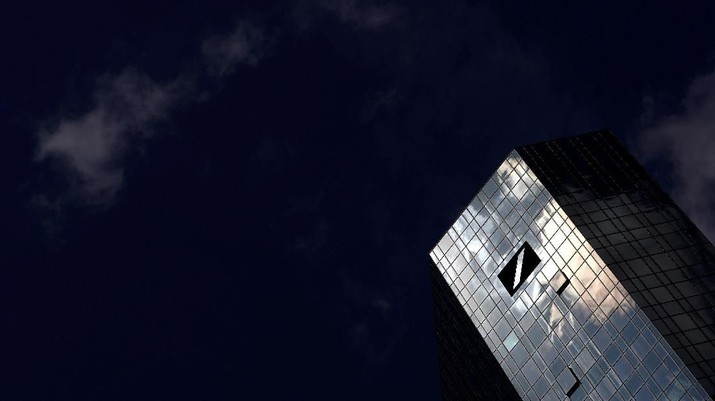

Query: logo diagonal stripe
512;248;525;291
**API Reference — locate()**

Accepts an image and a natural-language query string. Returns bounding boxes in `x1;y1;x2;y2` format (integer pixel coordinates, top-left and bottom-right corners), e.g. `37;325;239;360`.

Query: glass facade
431;258;522;400
430;136;712;400
518;131;715;395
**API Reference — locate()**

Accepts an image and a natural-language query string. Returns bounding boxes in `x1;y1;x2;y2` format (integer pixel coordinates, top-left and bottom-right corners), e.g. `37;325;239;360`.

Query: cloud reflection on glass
430;151;709;400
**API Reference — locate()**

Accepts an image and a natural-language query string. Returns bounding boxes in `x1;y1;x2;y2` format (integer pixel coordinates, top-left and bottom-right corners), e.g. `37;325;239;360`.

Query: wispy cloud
36;21;265;207
202;23;264;78
340;269;404;367
638;70;715;241
37;69;188;204
293;0;399;31
320;0;397;30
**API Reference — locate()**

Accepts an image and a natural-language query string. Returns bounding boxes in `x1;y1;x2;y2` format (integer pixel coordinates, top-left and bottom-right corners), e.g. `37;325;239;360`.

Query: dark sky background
2;1;715;400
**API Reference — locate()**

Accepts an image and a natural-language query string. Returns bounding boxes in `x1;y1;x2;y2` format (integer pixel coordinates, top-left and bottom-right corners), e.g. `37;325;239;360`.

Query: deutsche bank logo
497;242;540;296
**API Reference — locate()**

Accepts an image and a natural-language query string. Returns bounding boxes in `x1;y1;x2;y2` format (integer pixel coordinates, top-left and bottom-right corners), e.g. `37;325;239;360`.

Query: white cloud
37;69;185;203
638;70;715;241
202;23;264;78
36;21;264;206
293;0;398;31
321;0;396;30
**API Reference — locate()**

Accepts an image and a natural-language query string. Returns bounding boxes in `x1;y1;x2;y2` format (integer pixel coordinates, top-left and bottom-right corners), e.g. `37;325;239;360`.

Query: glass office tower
430;131;714;400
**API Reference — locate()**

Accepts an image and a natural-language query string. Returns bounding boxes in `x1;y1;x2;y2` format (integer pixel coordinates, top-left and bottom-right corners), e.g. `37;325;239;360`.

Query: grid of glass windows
430;151;710;400
517;131;715;395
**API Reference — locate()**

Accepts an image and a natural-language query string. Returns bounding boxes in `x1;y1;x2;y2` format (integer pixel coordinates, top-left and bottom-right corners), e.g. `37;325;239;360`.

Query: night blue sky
2;1;715;399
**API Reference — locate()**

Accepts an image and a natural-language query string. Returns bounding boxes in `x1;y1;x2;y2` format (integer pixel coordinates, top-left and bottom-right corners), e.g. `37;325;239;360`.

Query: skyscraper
430;131;714;400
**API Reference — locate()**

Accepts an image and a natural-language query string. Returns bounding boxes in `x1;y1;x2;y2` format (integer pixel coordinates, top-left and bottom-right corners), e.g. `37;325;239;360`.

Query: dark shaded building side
517;130;715;396
430;260;521;401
